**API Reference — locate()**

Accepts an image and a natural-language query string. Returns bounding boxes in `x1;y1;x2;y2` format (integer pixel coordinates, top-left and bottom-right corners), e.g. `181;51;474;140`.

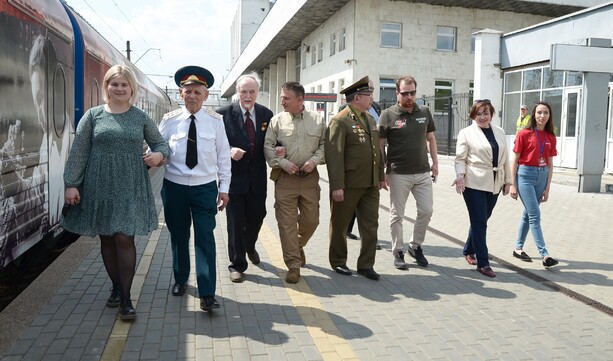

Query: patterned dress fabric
61;105;169;236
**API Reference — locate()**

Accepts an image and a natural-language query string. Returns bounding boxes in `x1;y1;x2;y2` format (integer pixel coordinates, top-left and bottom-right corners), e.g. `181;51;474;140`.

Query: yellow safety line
102;209;358;360
259;223;359;361
100;218;164;361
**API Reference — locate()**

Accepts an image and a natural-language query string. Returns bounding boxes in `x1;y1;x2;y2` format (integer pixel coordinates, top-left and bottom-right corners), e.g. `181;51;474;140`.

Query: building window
311;44;316;65
302;48;307;69
437;26;456;51
317;84;322;92
471;28;481;53
434;80;453;113
379;78;397;110
330;33;336;56
318;41;323;62
381;22;401;48
502;66;576;135
339;28;346;51
329;81;335;93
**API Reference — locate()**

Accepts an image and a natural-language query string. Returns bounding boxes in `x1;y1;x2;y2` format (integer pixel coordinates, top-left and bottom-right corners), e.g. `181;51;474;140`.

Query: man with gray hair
217;72;273;283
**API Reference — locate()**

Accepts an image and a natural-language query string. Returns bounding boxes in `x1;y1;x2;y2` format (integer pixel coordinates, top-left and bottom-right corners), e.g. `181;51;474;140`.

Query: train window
91;79;100;107
53;66;67;137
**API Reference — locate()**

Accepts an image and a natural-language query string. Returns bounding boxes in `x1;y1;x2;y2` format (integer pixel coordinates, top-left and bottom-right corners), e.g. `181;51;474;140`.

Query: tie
245;111;256;154
186;114;198;169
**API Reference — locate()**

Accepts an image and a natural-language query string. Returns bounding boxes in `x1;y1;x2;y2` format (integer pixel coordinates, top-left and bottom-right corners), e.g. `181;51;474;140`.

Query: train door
42;35;71;232
558;88;581;168
605;87;613;173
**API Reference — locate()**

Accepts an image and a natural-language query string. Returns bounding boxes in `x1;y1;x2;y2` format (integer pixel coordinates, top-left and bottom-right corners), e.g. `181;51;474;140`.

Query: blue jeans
515;165;549;257
462;187;499;268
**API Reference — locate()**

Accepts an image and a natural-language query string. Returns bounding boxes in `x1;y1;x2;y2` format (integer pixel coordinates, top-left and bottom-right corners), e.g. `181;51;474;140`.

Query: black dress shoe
106;286;120;308
513;250;533;262
248;251;261;265
200;296;220;311
357;268;380;280
119;299;136;320
171;283;187;296
333;265;352;276
347;232;359;240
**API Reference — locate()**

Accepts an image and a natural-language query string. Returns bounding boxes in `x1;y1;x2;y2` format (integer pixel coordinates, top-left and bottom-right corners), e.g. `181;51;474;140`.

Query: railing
420;93;473;156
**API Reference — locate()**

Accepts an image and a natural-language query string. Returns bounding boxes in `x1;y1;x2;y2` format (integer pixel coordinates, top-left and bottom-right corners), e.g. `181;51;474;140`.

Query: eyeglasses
399;90;417;97
474;99;491;104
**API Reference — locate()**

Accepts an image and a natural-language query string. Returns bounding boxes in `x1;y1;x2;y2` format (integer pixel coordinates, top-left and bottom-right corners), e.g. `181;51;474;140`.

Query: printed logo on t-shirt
416;117;426;124
394;119;407;128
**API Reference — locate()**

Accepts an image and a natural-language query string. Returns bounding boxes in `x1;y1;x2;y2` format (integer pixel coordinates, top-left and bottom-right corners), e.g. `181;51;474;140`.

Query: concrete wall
297;0;550;110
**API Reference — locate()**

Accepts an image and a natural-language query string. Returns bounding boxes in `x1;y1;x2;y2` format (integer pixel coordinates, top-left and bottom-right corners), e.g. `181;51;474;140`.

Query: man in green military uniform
325;76;386;280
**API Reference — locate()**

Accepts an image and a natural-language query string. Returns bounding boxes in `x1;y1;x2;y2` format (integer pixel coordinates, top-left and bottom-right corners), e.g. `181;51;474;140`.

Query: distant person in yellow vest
516;104;531;132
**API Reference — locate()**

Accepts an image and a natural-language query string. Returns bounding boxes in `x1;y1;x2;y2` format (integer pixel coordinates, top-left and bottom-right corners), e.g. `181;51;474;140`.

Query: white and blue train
0;0;178;268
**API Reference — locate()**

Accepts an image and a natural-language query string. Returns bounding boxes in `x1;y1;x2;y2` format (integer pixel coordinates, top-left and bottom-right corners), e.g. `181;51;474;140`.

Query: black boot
119;298;136;320
106;286;120;307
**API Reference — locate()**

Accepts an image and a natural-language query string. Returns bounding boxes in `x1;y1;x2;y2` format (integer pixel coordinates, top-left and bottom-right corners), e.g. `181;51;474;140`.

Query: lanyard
534;129;545;157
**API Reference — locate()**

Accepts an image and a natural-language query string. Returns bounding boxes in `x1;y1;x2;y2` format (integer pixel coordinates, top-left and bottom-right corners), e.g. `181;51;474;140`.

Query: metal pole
447;96;453;156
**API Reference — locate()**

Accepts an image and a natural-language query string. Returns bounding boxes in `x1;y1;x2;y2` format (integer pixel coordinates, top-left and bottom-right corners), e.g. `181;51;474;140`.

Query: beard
399;98;414;109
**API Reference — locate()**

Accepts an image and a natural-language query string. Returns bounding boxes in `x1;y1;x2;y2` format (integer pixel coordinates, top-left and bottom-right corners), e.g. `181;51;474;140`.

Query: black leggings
100;234;136;300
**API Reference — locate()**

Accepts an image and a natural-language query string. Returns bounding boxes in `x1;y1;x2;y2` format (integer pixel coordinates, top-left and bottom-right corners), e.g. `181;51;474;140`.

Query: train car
0;0;177;269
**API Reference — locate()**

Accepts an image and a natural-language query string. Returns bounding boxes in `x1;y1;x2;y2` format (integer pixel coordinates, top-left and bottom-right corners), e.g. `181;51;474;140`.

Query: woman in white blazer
452;99;512;278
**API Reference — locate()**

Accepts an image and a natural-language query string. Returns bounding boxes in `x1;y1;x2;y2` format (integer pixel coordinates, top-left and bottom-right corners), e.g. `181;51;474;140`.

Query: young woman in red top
509;101;559;268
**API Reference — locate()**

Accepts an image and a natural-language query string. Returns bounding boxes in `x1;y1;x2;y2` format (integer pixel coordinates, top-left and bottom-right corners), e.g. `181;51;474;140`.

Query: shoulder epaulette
205;107;223;120
162;108;183;120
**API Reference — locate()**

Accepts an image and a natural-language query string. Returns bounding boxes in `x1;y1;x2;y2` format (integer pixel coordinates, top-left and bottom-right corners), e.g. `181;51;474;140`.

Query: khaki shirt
264;109;326;169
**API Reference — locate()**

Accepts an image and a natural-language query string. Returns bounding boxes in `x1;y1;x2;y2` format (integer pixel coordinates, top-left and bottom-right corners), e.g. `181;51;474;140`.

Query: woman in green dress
62;65;168;320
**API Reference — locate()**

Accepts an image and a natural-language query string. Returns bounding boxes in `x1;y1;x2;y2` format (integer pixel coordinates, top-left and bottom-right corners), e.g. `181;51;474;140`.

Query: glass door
558;88;581;168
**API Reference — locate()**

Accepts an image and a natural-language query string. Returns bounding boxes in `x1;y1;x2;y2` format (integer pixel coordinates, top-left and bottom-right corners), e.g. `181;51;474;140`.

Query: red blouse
513;129;558;166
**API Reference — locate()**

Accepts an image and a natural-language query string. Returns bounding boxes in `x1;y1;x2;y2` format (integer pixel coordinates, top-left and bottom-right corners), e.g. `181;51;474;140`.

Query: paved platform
1;156;612;361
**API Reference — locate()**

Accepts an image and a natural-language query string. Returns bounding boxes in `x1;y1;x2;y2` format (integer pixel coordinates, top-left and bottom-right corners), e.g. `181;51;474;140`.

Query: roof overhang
221;0;588;97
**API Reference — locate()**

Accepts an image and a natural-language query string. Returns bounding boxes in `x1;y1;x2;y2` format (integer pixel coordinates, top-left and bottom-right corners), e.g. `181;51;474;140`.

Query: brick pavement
1;159;612;360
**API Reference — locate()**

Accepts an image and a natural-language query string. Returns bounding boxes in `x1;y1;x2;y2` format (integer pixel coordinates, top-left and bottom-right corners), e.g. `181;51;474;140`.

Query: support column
473;29;503;126
578;72;609;192
285;50;297;82
269;63;278;113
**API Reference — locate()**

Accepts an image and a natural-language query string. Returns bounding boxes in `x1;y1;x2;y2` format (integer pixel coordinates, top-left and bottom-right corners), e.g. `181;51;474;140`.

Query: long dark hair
528;101;555;135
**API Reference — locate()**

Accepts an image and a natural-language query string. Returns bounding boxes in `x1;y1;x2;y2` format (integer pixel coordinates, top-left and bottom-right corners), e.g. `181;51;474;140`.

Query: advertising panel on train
1;0;75;268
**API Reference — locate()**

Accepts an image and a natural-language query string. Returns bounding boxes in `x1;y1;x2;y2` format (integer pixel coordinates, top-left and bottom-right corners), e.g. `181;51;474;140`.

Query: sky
64;0;240;90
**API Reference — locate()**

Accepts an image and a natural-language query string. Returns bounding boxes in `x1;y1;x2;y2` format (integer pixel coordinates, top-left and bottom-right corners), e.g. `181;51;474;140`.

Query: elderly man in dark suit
216;72;273;283
325;76;386;281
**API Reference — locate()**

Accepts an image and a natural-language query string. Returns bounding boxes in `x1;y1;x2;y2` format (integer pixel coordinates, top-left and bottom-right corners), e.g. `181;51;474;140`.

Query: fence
380;93;474;156
420;93;473;156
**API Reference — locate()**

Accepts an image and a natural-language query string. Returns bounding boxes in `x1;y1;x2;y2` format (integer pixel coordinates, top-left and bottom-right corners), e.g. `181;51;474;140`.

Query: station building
221;0;611;191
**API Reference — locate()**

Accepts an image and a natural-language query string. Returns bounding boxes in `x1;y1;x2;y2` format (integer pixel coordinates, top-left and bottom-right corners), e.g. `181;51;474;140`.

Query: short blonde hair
103;65;138;104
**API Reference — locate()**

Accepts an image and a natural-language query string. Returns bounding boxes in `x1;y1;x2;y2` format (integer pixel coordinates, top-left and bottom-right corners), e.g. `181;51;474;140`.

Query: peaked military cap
340;76;373;97
174;65;214;88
